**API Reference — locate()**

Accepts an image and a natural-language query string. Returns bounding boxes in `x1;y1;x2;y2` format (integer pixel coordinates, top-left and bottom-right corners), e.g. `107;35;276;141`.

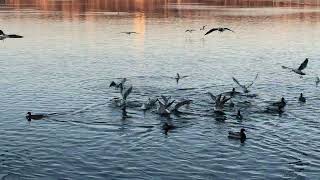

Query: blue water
1;1;320;179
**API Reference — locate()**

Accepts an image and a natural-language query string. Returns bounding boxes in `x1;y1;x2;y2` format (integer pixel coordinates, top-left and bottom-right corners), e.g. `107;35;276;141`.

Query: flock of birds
2;27;317;143
121;25;234;37
185;25;234;36
104;55;315;143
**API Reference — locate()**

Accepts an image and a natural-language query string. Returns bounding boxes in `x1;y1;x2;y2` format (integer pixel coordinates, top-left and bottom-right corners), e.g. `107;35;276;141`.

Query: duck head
240;128;245;133
26;112;32;121
0;30;4;35
300;93;303;98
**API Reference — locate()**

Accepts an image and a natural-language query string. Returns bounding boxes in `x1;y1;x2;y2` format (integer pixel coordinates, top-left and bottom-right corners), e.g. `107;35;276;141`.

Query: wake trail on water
45;102;109;117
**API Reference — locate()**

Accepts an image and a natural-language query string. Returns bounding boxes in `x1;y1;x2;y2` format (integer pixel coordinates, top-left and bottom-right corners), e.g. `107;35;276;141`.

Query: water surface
1;1;320;179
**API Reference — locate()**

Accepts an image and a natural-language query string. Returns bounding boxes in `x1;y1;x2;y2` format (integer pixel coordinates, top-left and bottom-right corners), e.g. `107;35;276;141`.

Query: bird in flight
232;74;259;93
200;25;207;31
204;27;234;36
185;29;196;33
208;93;231;114
0;30;23;40
282;58;309;75
110;78;127;94
121;32;139;35
175;73;188;84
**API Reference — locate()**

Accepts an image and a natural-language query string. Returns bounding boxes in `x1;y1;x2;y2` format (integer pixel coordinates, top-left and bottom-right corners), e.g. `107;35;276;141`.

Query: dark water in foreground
1;1;320;179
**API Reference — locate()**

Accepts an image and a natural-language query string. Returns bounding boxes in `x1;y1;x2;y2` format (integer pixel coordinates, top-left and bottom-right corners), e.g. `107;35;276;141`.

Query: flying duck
282;58;309;75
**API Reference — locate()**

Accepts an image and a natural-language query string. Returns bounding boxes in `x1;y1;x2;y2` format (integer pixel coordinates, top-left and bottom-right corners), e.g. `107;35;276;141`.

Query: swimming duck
271;97;286;108
230;88;241;96
236;110;243;120
162;122;176;135
299;93;306;103
228;128;246;143
25;112;47;121
0;30;23;40
266;104;285;114
282;58;308;75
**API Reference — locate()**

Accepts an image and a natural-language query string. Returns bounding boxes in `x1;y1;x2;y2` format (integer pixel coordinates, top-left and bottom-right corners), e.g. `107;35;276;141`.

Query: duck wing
149;98;158;106
166;100;175;109
8;34;23;38
110;81;117;87
122;86;132;100
247;73;259;88
207;92;216;101
174;100;192;111
281;65;293;70
161;95;171;105
224;28;234;32
204;28;218;36
221;96;231;105
298;58;308;71
232;77;246;90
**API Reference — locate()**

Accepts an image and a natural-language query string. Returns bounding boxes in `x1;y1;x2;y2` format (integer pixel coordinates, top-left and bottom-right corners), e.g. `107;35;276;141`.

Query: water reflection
2;0;320;15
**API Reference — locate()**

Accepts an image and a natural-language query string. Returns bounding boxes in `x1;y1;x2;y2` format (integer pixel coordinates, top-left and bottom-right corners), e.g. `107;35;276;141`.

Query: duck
298;93;306;103
266;104;285;114
0;30;23;40
228;128;246;142
25;112;47;121
157;100;171;116
110;78;126;94
141;98;158;111
282;58;308;75
214;94;232;113
271;97;286;108
162;122;176;135
236;110;243;120
230;88;241;97
232;74;259;93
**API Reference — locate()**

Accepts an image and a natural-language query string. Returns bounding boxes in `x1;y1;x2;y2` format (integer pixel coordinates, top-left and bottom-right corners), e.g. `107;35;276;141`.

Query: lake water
1;0;320;179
